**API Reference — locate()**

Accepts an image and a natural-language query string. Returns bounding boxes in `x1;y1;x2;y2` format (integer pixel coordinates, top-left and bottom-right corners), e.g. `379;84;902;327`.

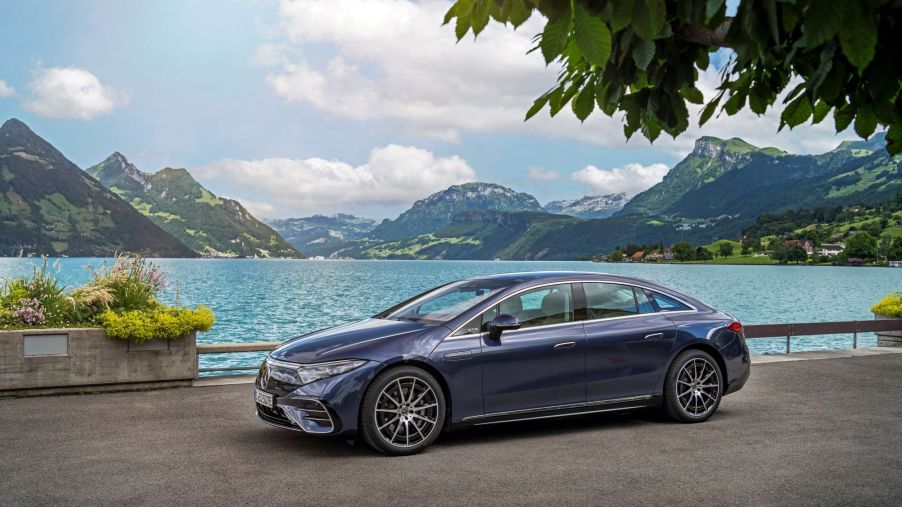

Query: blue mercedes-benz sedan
254;272;751;455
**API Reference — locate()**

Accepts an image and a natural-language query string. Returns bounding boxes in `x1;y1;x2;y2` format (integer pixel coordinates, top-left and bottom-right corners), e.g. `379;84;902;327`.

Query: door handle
554;341;576;349
443;351;473;361
644;333;665;340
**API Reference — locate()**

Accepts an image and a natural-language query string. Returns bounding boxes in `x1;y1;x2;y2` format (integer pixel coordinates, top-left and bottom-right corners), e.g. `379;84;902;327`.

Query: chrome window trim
445;279;698;341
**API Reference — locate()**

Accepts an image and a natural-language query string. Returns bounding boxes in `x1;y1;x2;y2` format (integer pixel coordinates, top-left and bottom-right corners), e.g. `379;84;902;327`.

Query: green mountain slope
368;182;545;241
0;119;196;257
87;153;299;258
620;134;899;220
347;210;580;260
267;214;376;256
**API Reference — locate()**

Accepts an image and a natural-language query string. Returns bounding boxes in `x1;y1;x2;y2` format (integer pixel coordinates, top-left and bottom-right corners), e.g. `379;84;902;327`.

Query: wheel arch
368;357;454;429
672;342;728;393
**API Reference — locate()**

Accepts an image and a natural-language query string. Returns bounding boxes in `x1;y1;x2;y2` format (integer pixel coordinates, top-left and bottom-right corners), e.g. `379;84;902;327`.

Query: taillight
728;321;743;334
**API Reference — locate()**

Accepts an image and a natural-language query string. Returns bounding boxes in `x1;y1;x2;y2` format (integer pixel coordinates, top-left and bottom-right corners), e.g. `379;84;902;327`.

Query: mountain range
0;119;195;257
321;134;900;260
267;214;376;256
2;117;898;260
87;153;299;258
544;193;628;218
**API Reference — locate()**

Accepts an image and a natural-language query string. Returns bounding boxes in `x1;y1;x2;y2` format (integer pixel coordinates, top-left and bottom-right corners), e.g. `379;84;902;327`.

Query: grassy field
683;255;778;265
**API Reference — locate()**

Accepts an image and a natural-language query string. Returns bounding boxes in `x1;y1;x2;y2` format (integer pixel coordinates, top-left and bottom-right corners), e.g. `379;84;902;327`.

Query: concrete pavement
2;354;902;506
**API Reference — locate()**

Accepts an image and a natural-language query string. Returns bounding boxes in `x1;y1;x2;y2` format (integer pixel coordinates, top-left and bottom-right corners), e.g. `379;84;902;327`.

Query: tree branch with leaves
445;0;902;153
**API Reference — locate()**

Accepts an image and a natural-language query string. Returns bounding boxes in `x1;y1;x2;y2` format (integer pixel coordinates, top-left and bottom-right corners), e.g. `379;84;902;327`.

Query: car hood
270;318;444;364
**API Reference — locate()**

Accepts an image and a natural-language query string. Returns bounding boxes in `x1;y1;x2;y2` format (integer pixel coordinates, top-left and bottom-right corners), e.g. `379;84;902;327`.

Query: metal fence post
853;331;858;349
786;334;791;354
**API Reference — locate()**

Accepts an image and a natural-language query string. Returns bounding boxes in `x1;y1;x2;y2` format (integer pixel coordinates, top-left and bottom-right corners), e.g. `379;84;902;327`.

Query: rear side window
646;291;691;312
583;283;638;319
635;289;656;314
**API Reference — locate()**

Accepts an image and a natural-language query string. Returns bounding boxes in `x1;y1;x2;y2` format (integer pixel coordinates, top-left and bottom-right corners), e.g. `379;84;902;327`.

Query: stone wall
0;328;196;395
875;314;902;347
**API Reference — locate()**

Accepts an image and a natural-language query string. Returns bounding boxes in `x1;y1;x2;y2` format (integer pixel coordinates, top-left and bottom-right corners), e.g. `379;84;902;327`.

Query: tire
359;366;446;456
663;349;723;423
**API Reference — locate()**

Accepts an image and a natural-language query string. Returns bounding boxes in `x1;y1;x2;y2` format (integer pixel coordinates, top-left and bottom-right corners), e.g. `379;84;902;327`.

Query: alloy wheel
374;376;439;448
676;358;720;417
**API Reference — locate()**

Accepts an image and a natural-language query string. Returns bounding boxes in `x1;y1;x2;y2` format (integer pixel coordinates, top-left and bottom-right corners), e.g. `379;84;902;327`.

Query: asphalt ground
2;354;902;506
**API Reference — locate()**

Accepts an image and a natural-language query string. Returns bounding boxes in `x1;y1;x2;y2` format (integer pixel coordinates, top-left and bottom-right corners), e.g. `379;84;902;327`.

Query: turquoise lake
1;258;899;372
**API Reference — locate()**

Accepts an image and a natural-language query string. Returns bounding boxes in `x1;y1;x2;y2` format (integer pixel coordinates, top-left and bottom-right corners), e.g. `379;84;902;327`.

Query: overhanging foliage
445;0;902;154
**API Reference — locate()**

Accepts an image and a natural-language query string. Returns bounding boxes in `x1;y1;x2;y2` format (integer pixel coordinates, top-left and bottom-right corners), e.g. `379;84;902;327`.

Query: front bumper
256;396;338;434
254;359;382;436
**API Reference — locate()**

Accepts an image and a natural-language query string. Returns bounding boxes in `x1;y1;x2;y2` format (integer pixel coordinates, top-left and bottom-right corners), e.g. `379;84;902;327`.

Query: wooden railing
195;319;902;376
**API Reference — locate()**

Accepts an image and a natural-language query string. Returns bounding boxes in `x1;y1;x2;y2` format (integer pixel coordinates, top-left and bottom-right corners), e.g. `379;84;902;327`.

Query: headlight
267;358;367;387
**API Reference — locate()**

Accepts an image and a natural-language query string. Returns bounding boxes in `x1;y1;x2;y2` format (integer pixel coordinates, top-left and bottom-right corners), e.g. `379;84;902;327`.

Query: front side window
385;279;512;324
584;283;638;320
496;283;574;329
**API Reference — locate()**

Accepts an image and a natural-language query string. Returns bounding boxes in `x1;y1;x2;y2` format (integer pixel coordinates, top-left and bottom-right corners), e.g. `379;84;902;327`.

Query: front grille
257;403;292;426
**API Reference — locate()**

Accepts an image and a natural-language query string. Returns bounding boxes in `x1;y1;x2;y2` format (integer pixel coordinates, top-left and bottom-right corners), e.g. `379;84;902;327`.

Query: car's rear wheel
360;366;446;456
663;349;723;423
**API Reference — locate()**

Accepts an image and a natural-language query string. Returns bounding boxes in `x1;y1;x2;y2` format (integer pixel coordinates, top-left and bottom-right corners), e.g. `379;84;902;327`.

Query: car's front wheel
360;366;446;456
663;349;723;423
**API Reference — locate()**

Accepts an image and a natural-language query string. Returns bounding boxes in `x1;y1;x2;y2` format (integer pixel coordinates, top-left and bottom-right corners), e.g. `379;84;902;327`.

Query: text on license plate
254;389;273;409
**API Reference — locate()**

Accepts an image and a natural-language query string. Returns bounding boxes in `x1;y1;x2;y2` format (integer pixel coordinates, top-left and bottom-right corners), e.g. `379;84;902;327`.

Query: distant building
847;257;865;266
784;239;814;255
645;252;665;261
818;243;844;256
630;251;644;262
889;261;901;268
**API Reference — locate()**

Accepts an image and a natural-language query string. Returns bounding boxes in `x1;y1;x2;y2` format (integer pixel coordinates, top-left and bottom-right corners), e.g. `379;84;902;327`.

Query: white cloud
194;144;476;217
527;167;559;181
571;163;670;196
261;0;554;142
259;1;858;154
23;67;127;120
0;80;15;98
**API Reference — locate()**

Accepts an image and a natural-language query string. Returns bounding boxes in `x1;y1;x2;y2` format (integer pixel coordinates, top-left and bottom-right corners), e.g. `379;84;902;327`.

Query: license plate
254;389;274;409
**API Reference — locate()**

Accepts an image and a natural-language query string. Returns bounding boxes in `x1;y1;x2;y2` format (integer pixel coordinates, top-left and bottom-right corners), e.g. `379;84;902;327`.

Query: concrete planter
0;328;196;396
875;313;902;347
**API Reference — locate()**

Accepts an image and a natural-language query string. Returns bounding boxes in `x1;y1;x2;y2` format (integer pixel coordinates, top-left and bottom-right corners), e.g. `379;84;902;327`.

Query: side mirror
488;314;521;341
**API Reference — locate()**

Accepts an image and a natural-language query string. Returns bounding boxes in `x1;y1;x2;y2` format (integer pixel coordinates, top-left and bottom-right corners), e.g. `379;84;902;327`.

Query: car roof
467;270;648;284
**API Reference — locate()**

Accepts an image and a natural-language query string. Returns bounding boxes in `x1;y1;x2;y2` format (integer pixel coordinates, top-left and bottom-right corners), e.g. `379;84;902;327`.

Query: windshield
383;279;514;324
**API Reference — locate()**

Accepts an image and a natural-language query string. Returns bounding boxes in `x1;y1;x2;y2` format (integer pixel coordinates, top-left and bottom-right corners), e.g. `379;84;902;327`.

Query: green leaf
749;92;767;115
698;97;720;125
834;104;855;132
508;0;532;27
780;95;812;130
540;15;571;64
631;39;656;70
854;105;877;139
680;85;704;105
632;0;666;41
455;10;472;41
525;90;552;120
572;85;595;121
695;50;710;70
812;100;830;124
573;4;612;67
611;0;634;32
723;91;747;115
705;0;725;22
840;3;877;73
471;0;492;36
801;0;843;46
886;123;902;156
762;0;780;44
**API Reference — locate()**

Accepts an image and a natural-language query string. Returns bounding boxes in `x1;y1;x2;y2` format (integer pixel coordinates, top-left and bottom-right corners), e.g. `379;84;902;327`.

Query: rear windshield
383;279;514;324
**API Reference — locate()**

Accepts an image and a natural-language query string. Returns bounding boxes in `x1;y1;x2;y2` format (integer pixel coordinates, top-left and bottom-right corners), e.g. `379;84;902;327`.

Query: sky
0;0;858;220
